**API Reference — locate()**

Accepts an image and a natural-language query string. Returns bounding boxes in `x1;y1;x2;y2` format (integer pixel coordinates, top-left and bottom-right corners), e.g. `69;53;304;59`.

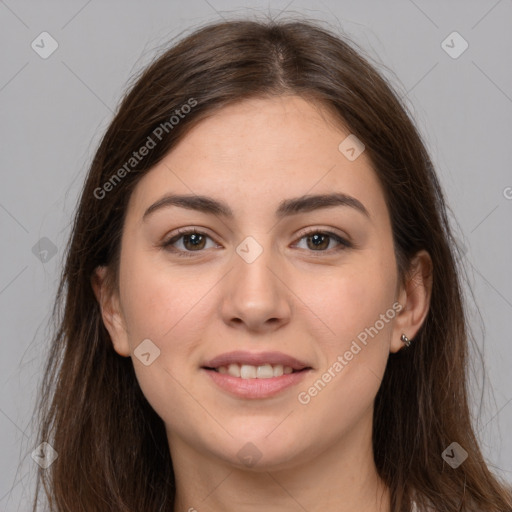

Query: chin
215;429;310;471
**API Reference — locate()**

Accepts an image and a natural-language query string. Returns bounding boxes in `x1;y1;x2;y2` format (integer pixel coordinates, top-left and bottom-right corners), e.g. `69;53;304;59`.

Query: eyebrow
142;192;370;221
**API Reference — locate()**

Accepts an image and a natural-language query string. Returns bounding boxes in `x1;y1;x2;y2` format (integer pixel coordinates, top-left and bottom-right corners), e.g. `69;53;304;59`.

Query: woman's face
101;95;411;470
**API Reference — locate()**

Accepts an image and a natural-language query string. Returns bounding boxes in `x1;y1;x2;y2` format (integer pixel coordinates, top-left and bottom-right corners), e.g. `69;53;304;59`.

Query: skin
93;95;432;512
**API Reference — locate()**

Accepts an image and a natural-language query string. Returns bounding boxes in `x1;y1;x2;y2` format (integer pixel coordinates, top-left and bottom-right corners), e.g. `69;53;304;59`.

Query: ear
390;250;433;353
91;266;131;357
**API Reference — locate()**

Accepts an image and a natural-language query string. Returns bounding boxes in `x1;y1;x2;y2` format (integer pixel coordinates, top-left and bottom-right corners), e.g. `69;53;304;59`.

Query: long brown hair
32;17;512;511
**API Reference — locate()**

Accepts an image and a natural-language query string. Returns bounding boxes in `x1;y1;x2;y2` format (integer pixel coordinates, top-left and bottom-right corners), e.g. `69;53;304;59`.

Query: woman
32;17;512;511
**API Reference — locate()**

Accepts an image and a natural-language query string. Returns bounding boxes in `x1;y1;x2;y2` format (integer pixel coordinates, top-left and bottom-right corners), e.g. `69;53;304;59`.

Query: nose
220;239;292;333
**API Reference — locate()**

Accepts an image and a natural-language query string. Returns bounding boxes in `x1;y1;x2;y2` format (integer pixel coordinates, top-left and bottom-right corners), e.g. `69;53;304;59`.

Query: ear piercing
400;333;411;347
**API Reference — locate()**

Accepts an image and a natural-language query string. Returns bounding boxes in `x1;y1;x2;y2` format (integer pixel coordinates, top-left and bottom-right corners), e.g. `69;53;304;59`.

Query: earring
400;333;411;347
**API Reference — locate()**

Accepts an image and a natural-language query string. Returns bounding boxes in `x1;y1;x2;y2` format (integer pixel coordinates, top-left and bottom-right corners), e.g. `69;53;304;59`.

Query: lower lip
202;368;311;399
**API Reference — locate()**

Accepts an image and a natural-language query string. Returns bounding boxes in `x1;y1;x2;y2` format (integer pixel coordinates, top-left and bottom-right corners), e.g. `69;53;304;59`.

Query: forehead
173;95;353;167
126;95;388;223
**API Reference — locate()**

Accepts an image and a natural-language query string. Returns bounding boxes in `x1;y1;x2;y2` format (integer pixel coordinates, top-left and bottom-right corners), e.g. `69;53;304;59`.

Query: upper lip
202;351;312;371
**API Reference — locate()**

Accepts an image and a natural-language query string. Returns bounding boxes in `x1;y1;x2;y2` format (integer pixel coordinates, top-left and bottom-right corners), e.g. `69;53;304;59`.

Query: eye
161;227;352;258
293;229;351;253
161;228;218;257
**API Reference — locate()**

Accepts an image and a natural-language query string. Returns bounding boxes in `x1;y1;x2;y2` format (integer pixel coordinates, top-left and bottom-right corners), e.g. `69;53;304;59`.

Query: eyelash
160;227;352;258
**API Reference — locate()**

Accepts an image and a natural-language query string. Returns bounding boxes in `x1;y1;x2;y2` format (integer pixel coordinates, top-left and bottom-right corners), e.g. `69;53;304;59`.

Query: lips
202;350;312;372
201;351;313;398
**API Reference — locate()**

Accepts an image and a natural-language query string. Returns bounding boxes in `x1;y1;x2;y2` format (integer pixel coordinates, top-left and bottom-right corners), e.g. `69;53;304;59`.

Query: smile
211;363;296;379
201;366;311;399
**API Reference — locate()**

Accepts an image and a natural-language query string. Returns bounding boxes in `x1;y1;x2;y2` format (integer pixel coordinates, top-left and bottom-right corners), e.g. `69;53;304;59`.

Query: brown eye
306;232;330;250
161;227;351;258
180;232;207;251
162;229;216;257
295;230;351;253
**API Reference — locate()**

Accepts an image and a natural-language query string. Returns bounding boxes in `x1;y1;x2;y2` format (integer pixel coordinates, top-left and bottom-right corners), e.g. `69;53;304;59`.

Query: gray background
1;0;511;509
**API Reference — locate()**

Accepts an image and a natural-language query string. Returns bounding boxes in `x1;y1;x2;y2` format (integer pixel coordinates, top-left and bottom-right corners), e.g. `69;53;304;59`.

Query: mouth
202;363;310;379
200;351;313;399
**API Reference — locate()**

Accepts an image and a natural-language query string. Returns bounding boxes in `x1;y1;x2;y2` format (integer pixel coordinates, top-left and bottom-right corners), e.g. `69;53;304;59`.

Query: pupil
186;233;204;249
309;233;328;250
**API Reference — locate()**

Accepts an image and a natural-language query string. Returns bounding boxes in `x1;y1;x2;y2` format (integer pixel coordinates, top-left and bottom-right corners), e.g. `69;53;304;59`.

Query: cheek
303;261;397;348
294;275;395;438
119;247;207;345
299;253;397;406
118;254;209;425
118;247;221;391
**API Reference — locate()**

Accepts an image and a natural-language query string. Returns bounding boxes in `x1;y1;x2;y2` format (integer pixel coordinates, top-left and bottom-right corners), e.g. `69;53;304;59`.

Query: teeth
256;364;274;378
227;364;241;377
240;365;256;379
216;363;295;379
